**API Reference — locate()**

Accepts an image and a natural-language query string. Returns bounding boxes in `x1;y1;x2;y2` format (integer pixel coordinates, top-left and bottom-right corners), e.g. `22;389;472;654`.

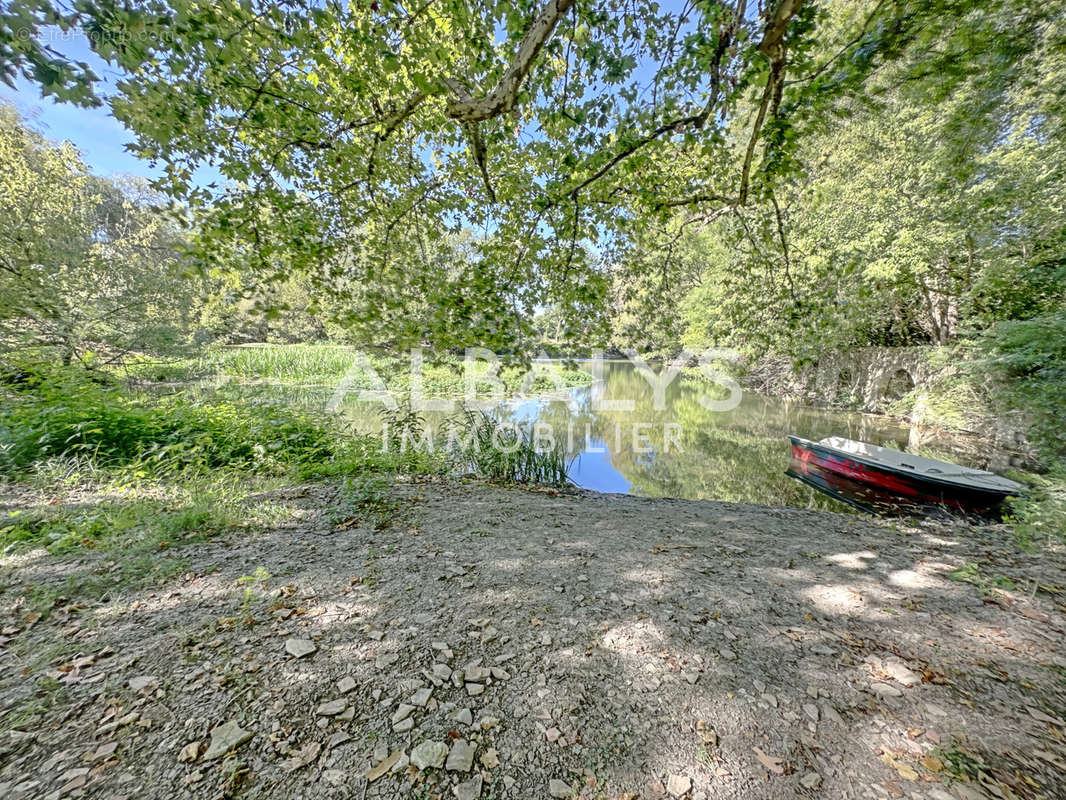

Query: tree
0;104;200;362
626;0;1066;359
1;0;995;351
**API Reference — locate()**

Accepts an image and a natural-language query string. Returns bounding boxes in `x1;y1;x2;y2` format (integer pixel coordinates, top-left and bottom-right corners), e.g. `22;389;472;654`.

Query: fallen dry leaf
881;753;918;781
696;719;718;747
753;746;786;775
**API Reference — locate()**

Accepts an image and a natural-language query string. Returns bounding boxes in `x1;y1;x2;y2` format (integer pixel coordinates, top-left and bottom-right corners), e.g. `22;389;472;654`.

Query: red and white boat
787;435;1024;516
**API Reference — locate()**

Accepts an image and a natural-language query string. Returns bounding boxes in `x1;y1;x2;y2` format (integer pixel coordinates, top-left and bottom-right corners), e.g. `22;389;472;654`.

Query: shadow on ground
1;481;1064;800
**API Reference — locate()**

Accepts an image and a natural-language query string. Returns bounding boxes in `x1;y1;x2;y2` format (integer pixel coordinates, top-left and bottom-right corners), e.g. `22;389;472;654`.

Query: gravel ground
2;480;1065;800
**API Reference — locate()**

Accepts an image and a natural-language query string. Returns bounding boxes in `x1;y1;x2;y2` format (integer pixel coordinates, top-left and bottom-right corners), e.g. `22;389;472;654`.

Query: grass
0;473;294;612
196;344;593;396
0;361;576;614
449;408;572;487
1004;465;1066;548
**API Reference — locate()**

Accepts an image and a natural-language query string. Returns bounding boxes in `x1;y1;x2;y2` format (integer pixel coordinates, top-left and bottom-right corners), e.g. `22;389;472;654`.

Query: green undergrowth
126;344;594;396
0;362;575;607
0;472;294;613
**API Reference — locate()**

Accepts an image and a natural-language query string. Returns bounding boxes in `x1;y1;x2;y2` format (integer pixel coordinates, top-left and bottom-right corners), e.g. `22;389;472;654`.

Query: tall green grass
0;363;570;487
0;365;336;476
198;344;593;396
448;408;572;487
202;344;367;383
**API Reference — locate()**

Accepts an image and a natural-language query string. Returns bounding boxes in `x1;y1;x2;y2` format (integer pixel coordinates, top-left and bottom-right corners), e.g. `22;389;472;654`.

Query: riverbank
2;479;1065;800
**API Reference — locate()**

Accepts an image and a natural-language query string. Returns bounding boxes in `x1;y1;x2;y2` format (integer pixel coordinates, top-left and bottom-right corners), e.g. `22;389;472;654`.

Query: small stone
337;705;356;722
432;663;452;681
465;666;490;681
411;740;448;770
799;772;822;789
178;741;202;763
91;741;118;762
821;703;845;726
545;727;562;743
884;658;920;687
490;667;510;680
393;717;414;733
761;693;778;708
453;775;483;800
392;704;416;725
376;653;399;669
549;778;573;798
203;720;253;760
870;682;903;699
410;687;433;707
322;769;346;786
337;676;357;694
465;683;485;696
452;708;474;726
128;675;157;692
480;748;500;769
446;739;476;772
285;638;316;658
327;731;351;750
803;703;819;722
316;699;348;716
667;774;693;798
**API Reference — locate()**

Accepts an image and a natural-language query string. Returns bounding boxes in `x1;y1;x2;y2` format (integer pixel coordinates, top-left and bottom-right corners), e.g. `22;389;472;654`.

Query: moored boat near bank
786;435;1024;516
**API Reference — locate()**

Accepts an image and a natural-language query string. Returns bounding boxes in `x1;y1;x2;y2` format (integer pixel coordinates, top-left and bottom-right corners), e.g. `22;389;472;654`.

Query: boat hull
788;437;1014;517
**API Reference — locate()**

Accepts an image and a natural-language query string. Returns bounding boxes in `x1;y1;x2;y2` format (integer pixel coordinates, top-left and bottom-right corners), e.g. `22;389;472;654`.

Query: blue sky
1;30;156;179
1;28;227;185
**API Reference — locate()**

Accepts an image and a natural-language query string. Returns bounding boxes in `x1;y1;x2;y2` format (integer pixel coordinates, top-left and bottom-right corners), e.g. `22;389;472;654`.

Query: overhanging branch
444;0;575;123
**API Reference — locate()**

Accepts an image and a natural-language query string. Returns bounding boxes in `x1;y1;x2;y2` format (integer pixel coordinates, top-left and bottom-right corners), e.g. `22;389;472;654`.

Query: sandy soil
2;480;1065;800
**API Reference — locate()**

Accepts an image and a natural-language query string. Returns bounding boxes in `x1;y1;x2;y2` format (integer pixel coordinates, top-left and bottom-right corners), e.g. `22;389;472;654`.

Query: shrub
977;312;1066;460
0;364;336;476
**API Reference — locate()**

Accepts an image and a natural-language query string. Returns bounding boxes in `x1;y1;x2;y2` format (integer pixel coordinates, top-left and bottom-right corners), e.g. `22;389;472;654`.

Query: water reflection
199;361;1019;513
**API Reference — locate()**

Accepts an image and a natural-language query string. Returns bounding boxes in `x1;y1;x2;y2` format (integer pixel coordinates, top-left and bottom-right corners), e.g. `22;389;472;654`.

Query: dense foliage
613;0;1065;361
0;0;1063;503
5;0;1024;351
0;106;202;361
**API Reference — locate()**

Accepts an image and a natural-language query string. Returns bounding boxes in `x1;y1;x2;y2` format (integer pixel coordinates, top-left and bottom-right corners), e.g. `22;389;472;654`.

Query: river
302;359;1019;513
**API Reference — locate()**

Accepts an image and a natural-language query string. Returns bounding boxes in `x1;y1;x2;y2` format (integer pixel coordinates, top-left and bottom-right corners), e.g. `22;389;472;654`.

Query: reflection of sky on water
499;392;632;493
219;361;1012;508
568;443;632;494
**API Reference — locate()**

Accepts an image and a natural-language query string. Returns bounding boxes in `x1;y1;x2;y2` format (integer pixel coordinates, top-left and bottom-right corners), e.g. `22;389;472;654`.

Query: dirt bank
2;481;1065;800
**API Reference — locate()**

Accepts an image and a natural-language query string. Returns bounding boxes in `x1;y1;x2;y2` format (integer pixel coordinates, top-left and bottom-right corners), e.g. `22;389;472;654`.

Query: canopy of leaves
3;0;1014;351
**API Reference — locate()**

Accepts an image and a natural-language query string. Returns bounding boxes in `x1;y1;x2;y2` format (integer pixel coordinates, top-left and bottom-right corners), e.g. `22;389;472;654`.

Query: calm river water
217;360;1022;513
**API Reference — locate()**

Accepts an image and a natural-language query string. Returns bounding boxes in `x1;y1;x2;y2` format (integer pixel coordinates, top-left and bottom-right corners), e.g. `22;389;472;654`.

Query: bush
977;312;1066;460
0;364;336;477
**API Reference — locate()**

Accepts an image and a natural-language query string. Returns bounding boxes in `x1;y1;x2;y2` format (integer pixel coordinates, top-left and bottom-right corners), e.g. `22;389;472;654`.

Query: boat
786;435;1024;517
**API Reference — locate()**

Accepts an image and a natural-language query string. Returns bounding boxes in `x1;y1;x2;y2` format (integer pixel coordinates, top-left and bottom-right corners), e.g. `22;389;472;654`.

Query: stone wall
799;346;938;413
745;347;1032;458
747;347;937;414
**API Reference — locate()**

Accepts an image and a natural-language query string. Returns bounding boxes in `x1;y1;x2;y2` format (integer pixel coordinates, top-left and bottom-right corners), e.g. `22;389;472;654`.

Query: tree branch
445;0;575;123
